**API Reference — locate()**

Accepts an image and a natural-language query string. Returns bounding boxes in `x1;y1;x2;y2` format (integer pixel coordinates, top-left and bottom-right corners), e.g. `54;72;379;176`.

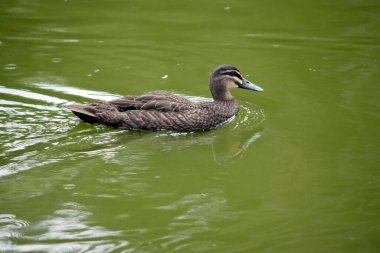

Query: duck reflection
212;127;263;166
105;125;264;166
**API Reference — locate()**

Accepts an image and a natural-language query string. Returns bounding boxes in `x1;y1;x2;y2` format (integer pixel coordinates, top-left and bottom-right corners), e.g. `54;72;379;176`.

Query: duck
66;65;264;131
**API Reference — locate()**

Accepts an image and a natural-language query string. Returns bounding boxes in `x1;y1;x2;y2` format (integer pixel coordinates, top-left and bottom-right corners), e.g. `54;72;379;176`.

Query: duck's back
66;93;239;131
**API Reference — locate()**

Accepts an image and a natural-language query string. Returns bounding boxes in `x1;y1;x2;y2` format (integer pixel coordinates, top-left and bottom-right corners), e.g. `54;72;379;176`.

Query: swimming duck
66;65;264;131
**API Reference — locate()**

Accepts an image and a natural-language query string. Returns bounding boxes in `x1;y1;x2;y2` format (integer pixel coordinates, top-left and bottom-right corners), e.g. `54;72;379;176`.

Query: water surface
0;0;379;252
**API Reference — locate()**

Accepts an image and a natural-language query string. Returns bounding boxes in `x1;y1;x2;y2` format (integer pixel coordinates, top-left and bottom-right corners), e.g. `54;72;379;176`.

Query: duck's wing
107;95;146;110
96;107;208;131
66;93;197;127
109;93;194;112
65;102;118;124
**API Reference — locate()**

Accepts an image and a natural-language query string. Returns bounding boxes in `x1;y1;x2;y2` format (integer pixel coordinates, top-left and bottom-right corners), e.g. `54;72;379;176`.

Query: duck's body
67;93;238;131
66;65;263;131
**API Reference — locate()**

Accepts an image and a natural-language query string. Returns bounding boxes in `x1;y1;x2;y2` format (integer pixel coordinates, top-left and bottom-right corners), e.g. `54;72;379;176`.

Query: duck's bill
240;79;264;92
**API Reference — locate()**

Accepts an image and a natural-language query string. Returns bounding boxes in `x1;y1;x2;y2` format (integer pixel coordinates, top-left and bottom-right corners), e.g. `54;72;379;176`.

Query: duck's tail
65;104;98;124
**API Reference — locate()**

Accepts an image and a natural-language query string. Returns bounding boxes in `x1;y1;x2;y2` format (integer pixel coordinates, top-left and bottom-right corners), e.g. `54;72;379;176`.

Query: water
1;0;379;252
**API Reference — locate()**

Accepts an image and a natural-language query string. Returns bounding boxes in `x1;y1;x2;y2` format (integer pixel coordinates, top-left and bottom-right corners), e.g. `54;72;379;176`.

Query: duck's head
209;65;264;101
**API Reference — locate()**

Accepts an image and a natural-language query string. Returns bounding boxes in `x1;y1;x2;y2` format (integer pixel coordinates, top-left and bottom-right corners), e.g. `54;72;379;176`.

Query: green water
1;0;379;252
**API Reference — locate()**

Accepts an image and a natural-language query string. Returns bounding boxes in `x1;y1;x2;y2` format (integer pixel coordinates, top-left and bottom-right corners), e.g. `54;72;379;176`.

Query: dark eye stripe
222;71;243;80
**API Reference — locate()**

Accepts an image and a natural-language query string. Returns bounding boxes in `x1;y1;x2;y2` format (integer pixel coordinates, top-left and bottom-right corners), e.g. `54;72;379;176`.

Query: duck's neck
210;80;235;101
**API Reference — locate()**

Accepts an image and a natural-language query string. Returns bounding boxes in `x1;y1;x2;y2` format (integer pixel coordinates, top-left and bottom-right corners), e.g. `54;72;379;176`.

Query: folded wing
66;93;199;130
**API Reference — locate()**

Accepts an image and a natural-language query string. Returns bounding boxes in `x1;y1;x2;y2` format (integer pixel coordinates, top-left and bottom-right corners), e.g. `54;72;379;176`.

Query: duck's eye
222;71;243;85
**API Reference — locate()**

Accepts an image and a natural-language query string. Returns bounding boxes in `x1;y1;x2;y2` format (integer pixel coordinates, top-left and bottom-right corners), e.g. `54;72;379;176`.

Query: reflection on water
153;190;240;251
0;214;29;246
0;203;128;252
31;83;120;101
212;104;264;166
0;86;67;104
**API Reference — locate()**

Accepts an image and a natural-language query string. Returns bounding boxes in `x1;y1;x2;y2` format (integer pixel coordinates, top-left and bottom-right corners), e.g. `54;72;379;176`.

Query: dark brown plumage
66;65;264;131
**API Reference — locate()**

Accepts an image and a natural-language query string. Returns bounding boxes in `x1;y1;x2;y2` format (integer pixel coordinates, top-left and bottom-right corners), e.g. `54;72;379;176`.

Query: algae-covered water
0;0;379;252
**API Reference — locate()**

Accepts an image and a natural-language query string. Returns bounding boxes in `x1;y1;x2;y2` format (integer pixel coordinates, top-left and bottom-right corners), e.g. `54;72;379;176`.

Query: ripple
0;214;30;230
62;39;80;43
4;63;16;70
0;241;129;253
51;57;62;63
235;102;266;128
0;214;30;244
0;155;63;178
151;191;240;251
0;99;59;111
0;86;67;104
30;83;120;100
63;184;76;190
0;202;130;252
243;32;380;51
0;87;77;177
174;241;222;251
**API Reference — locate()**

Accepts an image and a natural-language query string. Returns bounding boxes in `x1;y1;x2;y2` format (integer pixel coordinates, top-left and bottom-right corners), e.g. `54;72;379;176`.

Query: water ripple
0;214;30;248
0;204;129;253
0;86;67;104
150;190;240;252
31;82;121;101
